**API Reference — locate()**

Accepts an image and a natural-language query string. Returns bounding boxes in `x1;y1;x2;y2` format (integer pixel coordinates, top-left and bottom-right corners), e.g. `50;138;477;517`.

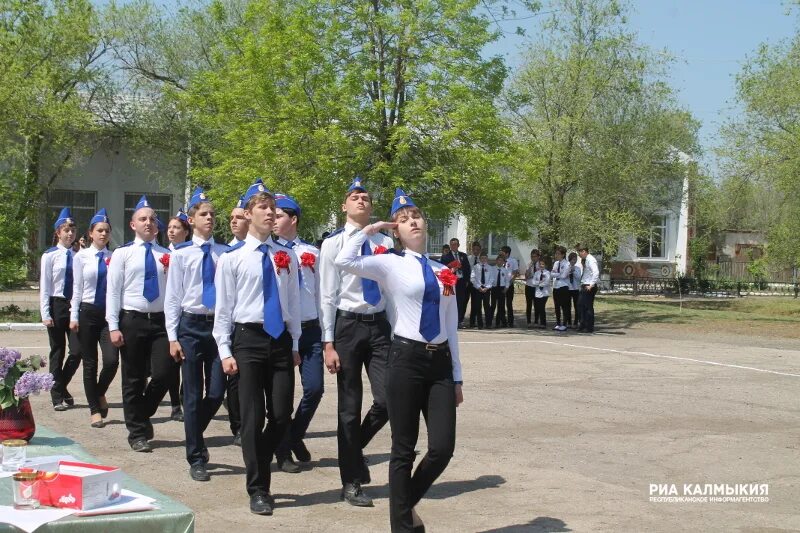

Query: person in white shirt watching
577;244;600;333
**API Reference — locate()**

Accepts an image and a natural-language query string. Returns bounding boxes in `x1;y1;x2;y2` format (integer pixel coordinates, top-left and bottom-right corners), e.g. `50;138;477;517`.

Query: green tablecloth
0;427;194;533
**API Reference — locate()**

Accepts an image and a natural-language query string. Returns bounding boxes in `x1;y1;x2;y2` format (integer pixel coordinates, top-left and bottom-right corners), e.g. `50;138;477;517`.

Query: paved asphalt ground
2;320;799;532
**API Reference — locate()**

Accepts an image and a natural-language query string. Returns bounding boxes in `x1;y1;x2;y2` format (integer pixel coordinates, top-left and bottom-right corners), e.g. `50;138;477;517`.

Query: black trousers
578;285;597;331
232;324;294;496
78;303;118;415
489;287;506;326
226;374;241;436
118;311;177;444
504;283;515;326
454;281;469;325
334;312;390;484
524;286;535;324
470;289;490;327
387;338;456;533
553;286;572;326
533;296;548;326
570;290;580;326
47;297;82;405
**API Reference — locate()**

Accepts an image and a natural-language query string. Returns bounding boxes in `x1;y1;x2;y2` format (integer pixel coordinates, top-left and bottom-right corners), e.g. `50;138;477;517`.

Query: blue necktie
259;244;285;339
95;251;107;309
417;256;441;341
64;250;73;300
361;240;381;305
201;243;216;309
285;240;302;286
143;242;159;302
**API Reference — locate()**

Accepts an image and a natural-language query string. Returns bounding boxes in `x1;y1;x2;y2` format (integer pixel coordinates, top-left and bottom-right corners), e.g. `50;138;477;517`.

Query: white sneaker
558;325;568;331
553;325;561;331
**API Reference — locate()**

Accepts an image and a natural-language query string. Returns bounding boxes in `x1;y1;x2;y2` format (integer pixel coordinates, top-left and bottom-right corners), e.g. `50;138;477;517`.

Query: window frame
637;215;668;259
45;189;97;247
123;192;173;243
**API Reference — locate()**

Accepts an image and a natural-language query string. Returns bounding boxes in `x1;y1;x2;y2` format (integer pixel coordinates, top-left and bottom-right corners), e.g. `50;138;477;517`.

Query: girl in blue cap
40;208;82;411
335;189;464;533
69;209;118;427
163;208;190;422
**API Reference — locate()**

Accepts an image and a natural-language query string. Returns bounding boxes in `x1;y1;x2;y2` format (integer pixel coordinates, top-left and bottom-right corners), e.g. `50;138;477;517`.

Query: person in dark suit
440;238;471;328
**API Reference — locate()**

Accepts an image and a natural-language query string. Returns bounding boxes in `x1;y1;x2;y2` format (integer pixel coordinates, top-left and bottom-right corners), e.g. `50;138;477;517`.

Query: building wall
39;136;186;248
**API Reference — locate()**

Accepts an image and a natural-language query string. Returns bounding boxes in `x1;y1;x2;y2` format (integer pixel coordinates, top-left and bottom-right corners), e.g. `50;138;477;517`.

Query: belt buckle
361;313;375;323
425;343;438;351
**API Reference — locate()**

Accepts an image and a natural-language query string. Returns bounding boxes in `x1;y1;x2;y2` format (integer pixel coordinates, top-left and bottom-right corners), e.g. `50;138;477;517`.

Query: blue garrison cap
89;208;109;226
274;193;301;217
53;207;74;230
390;188;416;216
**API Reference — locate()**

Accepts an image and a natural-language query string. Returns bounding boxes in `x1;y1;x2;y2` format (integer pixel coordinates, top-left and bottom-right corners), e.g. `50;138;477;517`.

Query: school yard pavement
2;323;799;532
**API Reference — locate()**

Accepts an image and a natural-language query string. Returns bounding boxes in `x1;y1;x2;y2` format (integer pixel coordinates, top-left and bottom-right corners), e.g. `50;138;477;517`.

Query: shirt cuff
218;346;233;359
108;321;119;331
292;339;299;352
454;380;463;385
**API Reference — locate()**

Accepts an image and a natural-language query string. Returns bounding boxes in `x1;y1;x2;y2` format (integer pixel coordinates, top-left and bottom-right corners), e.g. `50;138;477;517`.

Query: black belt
51;296;69;303
79;302;105;312
234;321;289;332
182;311;215;322
301;319;319;329
336;309;386;323
393;335;449;352
121;310;165;321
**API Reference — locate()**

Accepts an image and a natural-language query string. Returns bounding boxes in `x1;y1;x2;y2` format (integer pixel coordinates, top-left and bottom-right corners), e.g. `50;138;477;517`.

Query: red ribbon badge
159;253;170;272
300;252;316;273
274;250;291;274
437;269;457;296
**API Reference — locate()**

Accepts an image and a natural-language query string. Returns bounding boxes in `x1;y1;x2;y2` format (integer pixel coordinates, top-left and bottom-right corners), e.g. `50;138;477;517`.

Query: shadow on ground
478;516;571;532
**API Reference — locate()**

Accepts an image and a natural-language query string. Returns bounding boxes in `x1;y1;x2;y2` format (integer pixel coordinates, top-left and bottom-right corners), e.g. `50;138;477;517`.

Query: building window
637;215;667;259
479;233;508;258
124;193;172;242
45;190;97;246
426;219;448;256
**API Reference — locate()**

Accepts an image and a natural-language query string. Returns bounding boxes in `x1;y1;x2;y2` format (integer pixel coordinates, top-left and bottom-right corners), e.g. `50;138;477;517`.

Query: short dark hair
577;244;589;253
471;241;481;248
449;238;459;245
568;252;578;261
556;245;567;256
187;201;214;218
501;245;511;254
245;192;275;211
530;248;540;257
479;251;488;258
279;207;299;221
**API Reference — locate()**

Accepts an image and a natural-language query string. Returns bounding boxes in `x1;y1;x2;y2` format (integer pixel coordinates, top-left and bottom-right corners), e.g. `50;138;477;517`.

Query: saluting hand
364;221;398;236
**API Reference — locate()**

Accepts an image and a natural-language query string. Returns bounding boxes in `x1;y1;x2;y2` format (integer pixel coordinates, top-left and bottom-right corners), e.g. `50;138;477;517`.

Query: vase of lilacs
0;348;54;441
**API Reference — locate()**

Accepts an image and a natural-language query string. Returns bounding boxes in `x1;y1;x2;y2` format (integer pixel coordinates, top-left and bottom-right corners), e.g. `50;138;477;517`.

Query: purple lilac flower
37;373;55;392
13;371;39;398
0;348;21;380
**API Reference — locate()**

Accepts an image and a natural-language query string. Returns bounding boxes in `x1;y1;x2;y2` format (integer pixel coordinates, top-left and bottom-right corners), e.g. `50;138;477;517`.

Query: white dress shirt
164;235;229;342
335;230;463;383
533;269;551;298
70;244;112;322
105;237;171;331
39;243;74;321
470;263;496;290
228;237;242;246
568;263;583;291
213;234;301;358
551;259;571;289
505;256;520;276
493;265;512;289
581;254;600;286
275;237;320;322
318;222;394;343
524;261;539;287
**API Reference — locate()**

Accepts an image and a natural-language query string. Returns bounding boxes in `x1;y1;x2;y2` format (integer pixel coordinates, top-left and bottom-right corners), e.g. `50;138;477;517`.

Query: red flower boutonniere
300;252;316;273
373;245;388;255
159;253;170;272
437;268;457;296
447;259;461;271
274;250;291;274
104;257;111;266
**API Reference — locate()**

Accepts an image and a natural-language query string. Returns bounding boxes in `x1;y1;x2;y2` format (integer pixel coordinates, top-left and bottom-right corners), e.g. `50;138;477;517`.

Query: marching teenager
273;194;324;474
567;252;582;328
335;189;464;533
163;208;191;422
212;180;302;516
226;195;248;446
577;245;600;333
69;209;118;428
165;187;228;482
440;238;471;328
319;177;393;507
489;255;510;328
107;195;178;452
469;252;494;329
524;249;541;328
40;207;82;411
500;246;519;327
551;246;571;332
532;258;551;328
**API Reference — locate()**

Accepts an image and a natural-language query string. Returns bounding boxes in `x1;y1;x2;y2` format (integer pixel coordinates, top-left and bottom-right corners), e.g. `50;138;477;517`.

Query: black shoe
190;463;210;481
277;456;301;474
64;394;75;406
130;439;152;453
359;456;371;484
53;402;68;412
249;494;274;515
233;432;242;447
171;406;184;422
145;420;154;441
292;440;311;463
341;483;373;507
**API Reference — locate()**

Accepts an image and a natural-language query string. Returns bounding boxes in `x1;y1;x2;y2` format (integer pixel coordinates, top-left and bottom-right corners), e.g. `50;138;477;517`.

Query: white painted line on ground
460;338;800;379
5;346;49;350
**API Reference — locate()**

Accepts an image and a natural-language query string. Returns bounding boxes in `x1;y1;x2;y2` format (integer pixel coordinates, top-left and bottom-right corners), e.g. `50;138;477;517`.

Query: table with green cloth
0;426;194;533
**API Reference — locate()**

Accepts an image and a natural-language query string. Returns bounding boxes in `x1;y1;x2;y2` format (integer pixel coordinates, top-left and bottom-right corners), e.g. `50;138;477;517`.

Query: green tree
505;0;699;258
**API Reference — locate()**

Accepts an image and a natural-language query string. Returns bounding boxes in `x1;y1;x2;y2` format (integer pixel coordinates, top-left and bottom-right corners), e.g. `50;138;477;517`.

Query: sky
484;0;798;174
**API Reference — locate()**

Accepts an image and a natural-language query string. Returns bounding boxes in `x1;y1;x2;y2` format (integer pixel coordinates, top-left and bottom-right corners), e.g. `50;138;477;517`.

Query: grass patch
0;304;40;323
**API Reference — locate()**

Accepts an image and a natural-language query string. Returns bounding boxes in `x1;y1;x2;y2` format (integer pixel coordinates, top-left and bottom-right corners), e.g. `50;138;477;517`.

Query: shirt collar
134;236;156;246
244;233;275;249
344;222;364;236
192;235;214;246
56;243;68;251
403;248;426;260
90;243;105;253
275;235;298;247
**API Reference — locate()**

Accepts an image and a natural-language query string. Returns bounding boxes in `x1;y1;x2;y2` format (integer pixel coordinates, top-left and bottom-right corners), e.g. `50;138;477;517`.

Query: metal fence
605;277;800;298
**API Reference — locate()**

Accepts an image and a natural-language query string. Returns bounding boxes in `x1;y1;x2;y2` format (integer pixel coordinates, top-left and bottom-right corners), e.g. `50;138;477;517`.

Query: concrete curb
0;323;46;331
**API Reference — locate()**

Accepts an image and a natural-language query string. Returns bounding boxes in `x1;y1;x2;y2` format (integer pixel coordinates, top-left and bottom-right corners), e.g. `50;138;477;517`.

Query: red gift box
33;461;123;510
